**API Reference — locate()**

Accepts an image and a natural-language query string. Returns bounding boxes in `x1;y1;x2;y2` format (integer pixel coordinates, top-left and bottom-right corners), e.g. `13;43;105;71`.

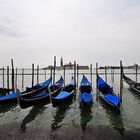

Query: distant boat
97;75;120;111
52;76;76;107
17;76;64;109
123;74;140;94
79;75;93;107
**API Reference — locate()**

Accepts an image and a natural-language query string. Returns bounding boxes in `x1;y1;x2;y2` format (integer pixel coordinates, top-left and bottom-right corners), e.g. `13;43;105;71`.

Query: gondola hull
51;76;76;107
0;91;18;104
17;86;63;109
52;92;76;107
129;84;140;94
79;75;93;107
0;96;17;104
98;91;120;112
52;91;75;107
17;76;64;109
97;75;120;111
123;74;140;94
0;76;52;105
0;86;49;105
17;93;50;109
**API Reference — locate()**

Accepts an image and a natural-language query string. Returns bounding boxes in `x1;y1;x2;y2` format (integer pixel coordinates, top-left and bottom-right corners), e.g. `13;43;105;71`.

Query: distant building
43;57;89;70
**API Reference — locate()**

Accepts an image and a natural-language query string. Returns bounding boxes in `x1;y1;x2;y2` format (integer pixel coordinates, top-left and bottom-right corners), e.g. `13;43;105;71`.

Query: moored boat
79;75;93;107
52;76;76;107
123;74;140;94
97;75;120;111
17;76;64;109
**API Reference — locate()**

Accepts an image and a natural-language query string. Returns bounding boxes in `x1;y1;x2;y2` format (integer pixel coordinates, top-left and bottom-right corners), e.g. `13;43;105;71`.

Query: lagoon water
0;69;140;140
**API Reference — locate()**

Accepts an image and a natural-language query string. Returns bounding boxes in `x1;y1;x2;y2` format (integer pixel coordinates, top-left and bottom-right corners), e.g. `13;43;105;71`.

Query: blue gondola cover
80;92;92;102
97;76;112;92
0;91;17;100
104;94;120;106
81;75;91;86
54;91;71;100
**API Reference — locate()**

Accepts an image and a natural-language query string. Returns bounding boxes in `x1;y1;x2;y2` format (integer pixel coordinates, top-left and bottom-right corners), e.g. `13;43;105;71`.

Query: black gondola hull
98;92;120;112
52;91;75;107
123;74;140;94
0;97;17;105
18;86;63;109
19;95;50;109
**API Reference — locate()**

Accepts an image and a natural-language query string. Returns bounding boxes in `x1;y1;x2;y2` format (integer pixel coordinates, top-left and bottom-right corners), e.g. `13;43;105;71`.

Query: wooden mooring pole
63;65;65;87
111;67;114;83
15;68;18;88
90;64;92;86
11;59;14;90
74;61;76;83
120;61;123;104
53;56;56;90
44;69;47;81
105;66;107;83
32;64;34;87
37;65;39;84
112;68;114;82
50;67;53;85
22;68;24;91
96;63;98;101
136;64;138;82
77;64;79;89
2;67;5;87
74;61;76;91
7;66;9;91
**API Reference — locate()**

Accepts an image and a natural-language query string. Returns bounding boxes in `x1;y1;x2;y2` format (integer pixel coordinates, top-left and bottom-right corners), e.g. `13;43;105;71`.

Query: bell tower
60;57;63;67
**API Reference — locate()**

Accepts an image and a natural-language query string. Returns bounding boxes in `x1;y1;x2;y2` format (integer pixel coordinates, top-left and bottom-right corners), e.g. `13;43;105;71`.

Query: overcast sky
0;0;140;68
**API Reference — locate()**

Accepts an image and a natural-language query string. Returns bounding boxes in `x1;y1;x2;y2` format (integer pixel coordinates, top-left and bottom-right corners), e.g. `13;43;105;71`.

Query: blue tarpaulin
55;76;64;87
0;91;17;100
80;75;91;86
104;94;120;106
54;91;71;100
40;76;52;86
97;76;111;91
80;92;92;102
97;76;114;94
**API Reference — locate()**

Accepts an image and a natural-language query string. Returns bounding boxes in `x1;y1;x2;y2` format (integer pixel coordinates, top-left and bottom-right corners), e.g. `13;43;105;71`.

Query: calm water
0;69;140;139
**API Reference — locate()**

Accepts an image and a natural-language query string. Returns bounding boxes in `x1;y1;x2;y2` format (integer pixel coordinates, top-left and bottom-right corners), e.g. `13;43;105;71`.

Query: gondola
17;76;64;109
0;90;18;104
0;88;12;96
21;76;52;96
123;74;140;93
97;75;120;111
0;76;52;105
52;76;76;107
79;75;93;107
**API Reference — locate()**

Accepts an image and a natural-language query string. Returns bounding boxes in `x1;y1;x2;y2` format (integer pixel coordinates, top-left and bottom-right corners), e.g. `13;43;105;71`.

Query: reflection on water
80;106;93;131
104;107;124;135
51;100;73;132
0;102;17;117
20;103;46;133
128;88;140;100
